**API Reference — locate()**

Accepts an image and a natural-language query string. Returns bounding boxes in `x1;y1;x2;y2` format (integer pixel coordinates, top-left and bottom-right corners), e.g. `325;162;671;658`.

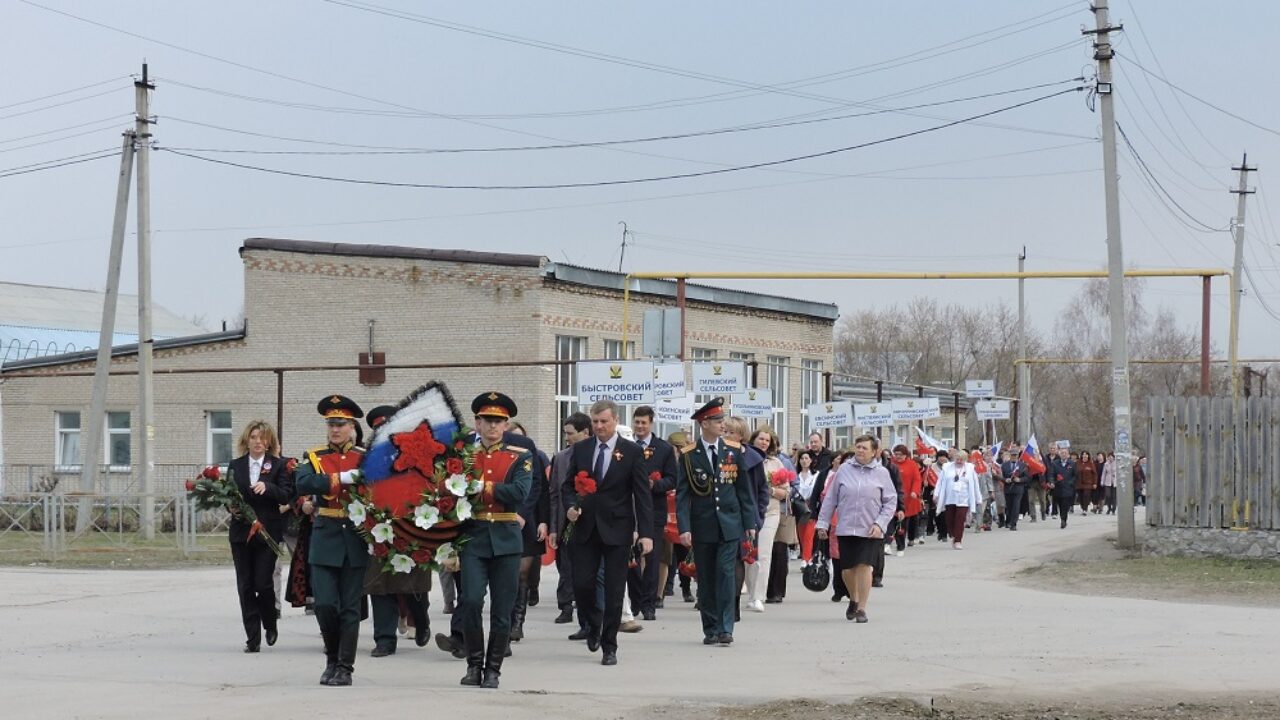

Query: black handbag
789;486;812;523
802;545;830;592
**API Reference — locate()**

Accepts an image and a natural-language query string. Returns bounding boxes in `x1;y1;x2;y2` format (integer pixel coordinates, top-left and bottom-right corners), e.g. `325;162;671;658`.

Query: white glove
338;470;360;485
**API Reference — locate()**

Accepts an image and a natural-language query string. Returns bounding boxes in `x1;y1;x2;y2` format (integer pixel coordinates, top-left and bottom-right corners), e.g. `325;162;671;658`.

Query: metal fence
1147;396;1280;530
0;464;203;495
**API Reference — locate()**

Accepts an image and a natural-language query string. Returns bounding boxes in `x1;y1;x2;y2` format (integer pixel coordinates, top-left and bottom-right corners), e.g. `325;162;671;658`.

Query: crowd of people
215;391;1148;689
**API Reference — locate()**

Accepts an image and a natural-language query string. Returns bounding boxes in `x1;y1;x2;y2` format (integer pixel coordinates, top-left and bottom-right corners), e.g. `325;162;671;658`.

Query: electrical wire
0;148;119;179
0;122;133;155
158;80;1083;156
0;86;125;122
156;87;1081;190
1117;50;1280;139
1116;122;1230;234
0;114;134;146
0;76;131;111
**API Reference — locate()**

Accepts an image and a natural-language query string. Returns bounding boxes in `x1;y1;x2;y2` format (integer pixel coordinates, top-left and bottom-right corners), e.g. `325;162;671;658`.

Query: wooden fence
1147;396;1280;530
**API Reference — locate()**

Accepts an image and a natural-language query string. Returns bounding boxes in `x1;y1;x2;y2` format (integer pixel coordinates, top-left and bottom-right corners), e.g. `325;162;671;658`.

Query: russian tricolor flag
1021;434;1046;475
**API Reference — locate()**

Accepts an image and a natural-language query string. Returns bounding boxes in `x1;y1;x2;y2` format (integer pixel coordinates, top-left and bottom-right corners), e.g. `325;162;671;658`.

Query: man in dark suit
676;398;758;646
629;405;676;621
228;420;293;654
562;398;654;667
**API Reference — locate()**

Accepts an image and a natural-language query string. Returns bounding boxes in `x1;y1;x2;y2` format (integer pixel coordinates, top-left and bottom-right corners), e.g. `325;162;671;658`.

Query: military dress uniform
675;399;758;646
459;392;532;690
293;395;368;686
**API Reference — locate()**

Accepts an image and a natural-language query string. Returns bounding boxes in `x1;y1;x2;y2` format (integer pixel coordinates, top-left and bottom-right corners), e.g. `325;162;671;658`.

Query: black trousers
371;593;427;649
1004;483;1026;529
1056;496;1072;525
765;541;789;599
555;538;575;610
230;539;278;644
459;551;520;642
311;562;366;637
636;525;665;612
569;539;629;653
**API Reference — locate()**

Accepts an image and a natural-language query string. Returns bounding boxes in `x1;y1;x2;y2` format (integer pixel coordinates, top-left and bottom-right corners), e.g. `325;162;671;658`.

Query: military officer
293;395;368;686
675;398;758;646
459;392;531;690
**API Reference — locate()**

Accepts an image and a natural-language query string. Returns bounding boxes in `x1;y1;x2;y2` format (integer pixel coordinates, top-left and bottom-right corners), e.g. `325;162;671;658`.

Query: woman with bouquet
744;428;788;612
227;420;293;653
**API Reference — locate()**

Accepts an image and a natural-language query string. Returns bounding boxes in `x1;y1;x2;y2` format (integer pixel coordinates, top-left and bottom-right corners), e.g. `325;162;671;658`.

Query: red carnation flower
285;458;298;473
372;543;389;558
184;479;197;492
454;441;465;451
741;540;758;565
649;471;662;484
446;457;465;475
436;495;457;515
574;471;597;496
363;516;377;531
201;465;221;480
412;548;433;564
677;559;697;578
393;535;410;552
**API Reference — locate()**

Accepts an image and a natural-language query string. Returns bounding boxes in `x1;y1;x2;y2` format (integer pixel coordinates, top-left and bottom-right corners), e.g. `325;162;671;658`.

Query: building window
106;411;131;468
689;347;718;407
556;335;587;431
800;358;824;438
208;411;233;465
601;339;635;425
766;355;789;448
56;411;81;468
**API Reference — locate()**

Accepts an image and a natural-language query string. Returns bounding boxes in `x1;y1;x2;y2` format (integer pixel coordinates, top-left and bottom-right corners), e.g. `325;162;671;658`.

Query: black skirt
836;535;881;570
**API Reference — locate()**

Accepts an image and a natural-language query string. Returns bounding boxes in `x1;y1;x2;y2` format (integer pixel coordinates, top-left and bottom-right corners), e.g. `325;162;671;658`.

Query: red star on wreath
391;422;446;476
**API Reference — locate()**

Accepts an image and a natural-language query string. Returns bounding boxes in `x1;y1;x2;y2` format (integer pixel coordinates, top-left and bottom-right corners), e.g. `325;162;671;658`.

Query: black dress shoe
601;651;617;666
460;667;482;686
587;634;601;652
641;609;656;621
567;629;589;641
265;628;278;647
526;588;539;607
717;633;733;646
703;636;717;645
436;633;466;659
655;599;665;609
370;645;395;657
243;643;260;654
415;626;430;647
326;667;352;686
555;607;575;624
320;662;337;685
481;670;500;689
872;579;884;588
845;600;859;621
682;589;694;603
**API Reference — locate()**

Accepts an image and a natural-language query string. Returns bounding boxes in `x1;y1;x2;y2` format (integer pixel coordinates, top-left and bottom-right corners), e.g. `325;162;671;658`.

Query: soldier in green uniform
675;398;758;646
459;392;532;689
293;395;368;686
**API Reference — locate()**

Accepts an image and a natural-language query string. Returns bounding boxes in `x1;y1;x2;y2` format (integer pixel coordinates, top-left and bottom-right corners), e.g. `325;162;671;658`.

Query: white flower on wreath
435;542;457;563
346;501;367;526
445;474;469;497
453;496;473;521
413;503;440;530
371;522;395;544
389;553;415;574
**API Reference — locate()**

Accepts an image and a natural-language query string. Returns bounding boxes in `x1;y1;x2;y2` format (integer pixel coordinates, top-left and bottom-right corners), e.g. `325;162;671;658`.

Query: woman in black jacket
228;420;293;652
1049;453;1077;529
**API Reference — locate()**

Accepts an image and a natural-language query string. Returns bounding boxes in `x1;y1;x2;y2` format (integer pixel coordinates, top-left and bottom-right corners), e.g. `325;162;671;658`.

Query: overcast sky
4;0;1279;361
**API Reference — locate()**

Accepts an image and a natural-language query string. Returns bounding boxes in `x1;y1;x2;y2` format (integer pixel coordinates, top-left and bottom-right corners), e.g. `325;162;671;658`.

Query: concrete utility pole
1016;247;1029;441
78;131;137;532
1085;1;1135;549
1228;154;1255;399
136;64;156;539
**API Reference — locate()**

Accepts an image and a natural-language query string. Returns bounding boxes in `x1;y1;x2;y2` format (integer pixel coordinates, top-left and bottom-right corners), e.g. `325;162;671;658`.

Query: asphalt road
3;510;1276;719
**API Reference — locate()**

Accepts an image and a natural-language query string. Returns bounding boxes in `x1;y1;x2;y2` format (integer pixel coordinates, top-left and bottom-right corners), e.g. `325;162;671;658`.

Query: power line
1117;50;1280;138
0;123;133;155
0;114;134;145
1116;122;1230;234
158;79;1083;156
0;86;125;122
0;148;119;179
157;87;1081;190
0;76;130;111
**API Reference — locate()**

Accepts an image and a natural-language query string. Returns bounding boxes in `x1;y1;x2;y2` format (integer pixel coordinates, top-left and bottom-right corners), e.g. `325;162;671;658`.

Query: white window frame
800;358;824;438
105;411;131;470
207;411;234;465
54;411;133;471
689;347;718;408
766;355;789;448
556;335;588;432
55;411;81;471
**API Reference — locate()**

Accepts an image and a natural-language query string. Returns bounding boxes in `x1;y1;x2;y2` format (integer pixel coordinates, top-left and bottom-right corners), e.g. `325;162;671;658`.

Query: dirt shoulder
660;697;1280;720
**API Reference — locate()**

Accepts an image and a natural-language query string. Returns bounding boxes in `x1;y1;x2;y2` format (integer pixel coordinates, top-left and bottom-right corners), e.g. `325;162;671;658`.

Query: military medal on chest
720;450;738;483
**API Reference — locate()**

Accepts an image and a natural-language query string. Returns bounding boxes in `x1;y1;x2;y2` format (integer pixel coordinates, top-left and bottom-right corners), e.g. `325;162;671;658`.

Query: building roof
0;281;207;365
0;328;246;373
240;237;544;268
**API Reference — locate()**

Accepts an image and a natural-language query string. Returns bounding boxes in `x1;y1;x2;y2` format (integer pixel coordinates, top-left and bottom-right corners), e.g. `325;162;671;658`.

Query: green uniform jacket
294;446;370;569
675;438;758;544
464;443;532;558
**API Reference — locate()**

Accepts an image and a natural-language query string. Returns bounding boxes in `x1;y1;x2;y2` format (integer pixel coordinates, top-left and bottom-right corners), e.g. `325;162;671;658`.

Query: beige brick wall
1;245;834;489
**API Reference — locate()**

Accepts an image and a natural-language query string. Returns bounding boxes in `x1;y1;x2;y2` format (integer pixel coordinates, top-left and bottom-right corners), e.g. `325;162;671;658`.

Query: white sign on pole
691;360;746;395
854;402;894;428
975;399;1011;420
730;388;773;418
576;360;655;405
891;397;941;422
965;379;995;398
807;401;854;429
653;362;686;400
655;395;695;425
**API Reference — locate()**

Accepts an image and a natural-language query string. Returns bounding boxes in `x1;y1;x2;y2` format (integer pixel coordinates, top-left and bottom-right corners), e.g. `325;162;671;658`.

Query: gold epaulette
506;445;530;455
307;444;332;456
679;443;698;455
723;439;743;450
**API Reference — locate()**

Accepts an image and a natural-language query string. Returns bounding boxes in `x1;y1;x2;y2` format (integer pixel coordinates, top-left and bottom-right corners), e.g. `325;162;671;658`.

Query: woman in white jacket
935;450;982;549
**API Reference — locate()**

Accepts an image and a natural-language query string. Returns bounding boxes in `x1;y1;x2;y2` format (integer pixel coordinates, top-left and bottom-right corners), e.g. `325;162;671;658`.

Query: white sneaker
896;550;904;557
748;600;765;613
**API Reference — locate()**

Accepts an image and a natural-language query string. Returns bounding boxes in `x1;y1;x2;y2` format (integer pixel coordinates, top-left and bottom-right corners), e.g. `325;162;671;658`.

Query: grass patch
0;532;232;569
1017;555;1280;606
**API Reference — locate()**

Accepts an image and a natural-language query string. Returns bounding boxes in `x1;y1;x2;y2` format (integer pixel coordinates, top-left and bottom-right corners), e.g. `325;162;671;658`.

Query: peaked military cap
318;394;363;420
365;404;397;429
472;391;517;419
691;397;725;421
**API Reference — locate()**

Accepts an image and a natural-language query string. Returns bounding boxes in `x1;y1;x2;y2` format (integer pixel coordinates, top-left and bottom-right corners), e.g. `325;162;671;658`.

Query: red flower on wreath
446;457;465;476
573;471;598;497
372;543;389;558
436;495;457;515
412;548;433;564
454;441;465;451
363;515;378;531
391;423;447;476
393;535;410;552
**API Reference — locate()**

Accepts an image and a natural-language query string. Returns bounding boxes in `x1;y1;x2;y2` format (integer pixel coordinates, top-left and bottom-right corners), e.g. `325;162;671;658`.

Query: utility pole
78;131;137;532
1016;247;1029;440
136;64;156;540
1085;1;1135;549
1228;154;1255;399
617;221;629;273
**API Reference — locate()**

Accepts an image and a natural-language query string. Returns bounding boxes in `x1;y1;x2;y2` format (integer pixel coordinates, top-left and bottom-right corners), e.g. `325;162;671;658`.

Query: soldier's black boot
326;626;358;686
509;587;528;642
318;626;339;685
460;631;484;686
482;631;508;689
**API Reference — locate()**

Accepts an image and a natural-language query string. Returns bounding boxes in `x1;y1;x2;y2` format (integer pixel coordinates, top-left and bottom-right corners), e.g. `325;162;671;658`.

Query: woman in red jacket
891;445;924;555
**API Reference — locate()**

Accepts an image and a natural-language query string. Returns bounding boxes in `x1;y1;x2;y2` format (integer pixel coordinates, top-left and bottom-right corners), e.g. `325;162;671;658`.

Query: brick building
0;238;836;492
